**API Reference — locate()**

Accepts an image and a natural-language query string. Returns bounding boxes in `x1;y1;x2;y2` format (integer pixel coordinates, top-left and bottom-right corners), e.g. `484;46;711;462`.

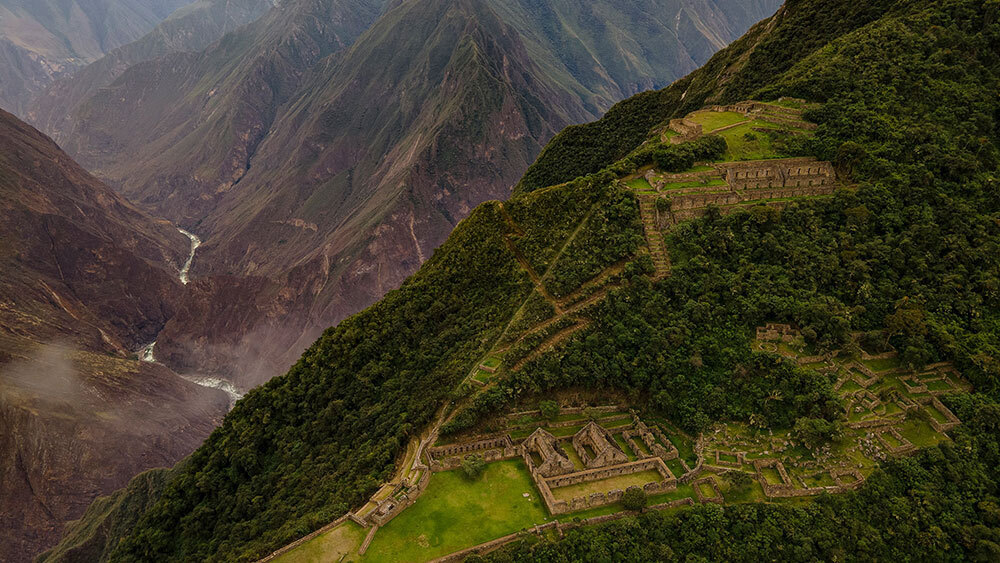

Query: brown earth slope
0;109;228;562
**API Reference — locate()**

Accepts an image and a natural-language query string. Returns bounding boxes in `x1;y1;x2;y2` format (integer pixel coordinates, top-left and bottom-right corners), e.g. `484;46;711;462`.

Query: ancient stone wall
573;421;628;468
668;118;703;144
523;428;575;477
753;458;796;497
428;435;513;460
537;457;676;515
692;477;723;504
924;397;961;432
507;405;624;420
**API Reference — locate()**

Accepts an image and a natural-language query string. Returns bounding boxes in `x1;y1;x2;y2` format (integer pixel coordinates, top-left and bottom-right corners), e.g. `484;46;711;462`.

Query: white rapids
137;227;244;409
177;228;201;285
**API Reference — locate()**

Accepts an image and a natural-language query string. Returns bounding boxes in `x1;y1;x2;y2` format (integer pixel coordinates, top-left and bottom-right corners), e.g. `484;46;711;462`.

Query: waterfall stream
138;228;244;409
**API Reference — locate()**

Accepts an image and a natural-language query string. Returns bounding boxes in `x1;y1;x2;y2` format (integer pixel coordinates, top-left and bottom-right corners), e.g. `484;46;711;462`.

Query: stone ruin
573;421;629;468
648;158;838;229
924;396;961;433
667;118;702;144
426;434;517;472
622;420;679;462
756;322;799;342
753;458;798;497
537;457;678;515
716;158;834;191
693;477;724;504
522;428;574;477
874;426;916;456
706;101;818;131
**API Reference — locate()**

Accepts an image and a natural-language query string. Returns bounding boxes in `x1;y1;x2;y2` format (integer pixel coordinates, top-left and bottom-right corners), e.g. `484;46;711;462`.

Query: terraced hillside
41;0;1000;561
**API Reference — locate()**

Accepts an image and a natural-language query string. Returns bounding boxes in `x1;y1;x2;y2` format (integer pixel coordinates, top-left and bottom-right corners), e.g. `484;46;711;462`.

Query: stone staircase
638;197;671;278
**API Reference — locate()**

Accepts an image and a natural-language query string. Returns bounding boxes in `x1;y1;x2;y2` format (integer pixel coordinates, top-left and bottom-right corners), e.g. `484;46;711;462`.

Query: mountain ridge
41;0;1000;560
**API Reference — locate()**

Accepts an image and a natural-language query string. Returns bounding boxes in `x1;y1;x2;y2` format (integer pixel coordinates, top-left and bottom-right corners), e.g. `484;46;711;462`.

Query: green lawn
717;121;790;161
688;110;748;132
661;179;728;191
770;99;806;109
550;470;663;501
927;379;955;392
625;177;654;191
719;474;765;503
561;443;585;470
925;405;950;424
718;452;738;464
839;379;863;394
698;480;719;499
272;521;366;563
481;356;502;369
649;483;696;505
360;461;548;563
472;369;493;384
760;467;784;485
632;438;652;456
551;424;584;437
900;418;946;448
802;472;836;487
613;434;637;461
666;459;687;478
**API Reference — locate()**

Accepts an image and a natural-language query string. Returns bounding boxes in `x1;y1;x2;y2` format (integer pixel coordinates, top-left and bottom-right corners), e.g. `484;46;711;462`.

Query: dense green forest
70;0;1000;561
480;393;1000;562
449;0;1000;435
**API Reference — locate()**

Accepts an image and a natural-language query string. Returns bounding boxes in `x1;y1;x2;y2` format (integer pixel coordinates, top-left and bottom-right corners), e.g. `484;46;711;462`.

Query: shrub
462;454;486;480
622;486;647;511
539;400;560;421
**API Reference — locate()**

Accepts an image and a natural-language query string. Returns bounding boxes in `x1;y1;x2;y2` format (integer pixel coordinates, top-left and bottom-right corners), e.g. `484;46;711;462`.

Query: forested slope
46;0;1000;561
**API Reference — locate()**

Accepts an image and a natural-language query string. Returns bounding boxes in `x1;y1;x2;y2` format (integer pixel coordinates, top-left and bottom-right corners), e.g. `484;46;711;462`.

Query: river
139;228;244;409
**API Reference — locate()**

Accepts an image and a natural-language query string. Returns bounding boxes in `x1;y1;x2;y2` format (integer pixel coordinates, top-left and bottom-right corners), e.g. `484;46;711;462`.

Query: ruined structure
573;421;628;468
622;420;679;462
667;118;702;143
535;457;677;515
717;158;834;190
522;428;575;477
426;434;517;471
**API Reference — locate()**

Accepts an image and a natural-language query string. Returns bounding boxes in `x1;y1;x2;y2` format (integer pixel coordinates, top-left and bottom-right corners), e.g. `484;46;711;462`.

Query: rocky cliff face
31;0;781;389
0;109;228;562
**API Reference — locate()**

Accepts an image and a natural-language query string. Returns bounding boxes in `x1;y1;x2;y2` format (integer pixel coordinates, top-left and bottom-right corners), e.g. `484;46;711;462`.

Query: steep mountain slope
0;0;193;114
26;0;277;136
37;0;781;389
40;0;1000;561
0;109;229;562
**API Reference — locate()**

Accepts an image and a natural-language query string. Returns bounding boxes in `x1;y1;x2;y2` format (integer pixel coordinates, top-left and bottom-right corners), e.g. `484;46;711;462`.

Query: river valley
139;228;244;408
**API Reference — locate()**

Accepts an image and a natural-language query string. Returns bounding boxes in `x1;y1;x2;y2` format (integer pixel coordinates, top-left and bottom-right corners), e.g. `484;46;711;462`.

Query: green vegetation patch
613;434;637;460
716;120;795;161
361;461;548;562
625;177;653;191
561;443;585;470
688;110;749;132
550;470;663;501
760;467;784;485
272;521;366;563
660;179;728;191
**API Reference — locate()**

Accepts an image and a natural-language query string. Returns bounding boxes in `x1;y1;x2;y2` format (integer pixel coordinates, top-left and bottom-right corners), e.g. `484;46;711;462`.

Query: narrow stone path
503;237;563;314
638;196;671;278
511;319;591;372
